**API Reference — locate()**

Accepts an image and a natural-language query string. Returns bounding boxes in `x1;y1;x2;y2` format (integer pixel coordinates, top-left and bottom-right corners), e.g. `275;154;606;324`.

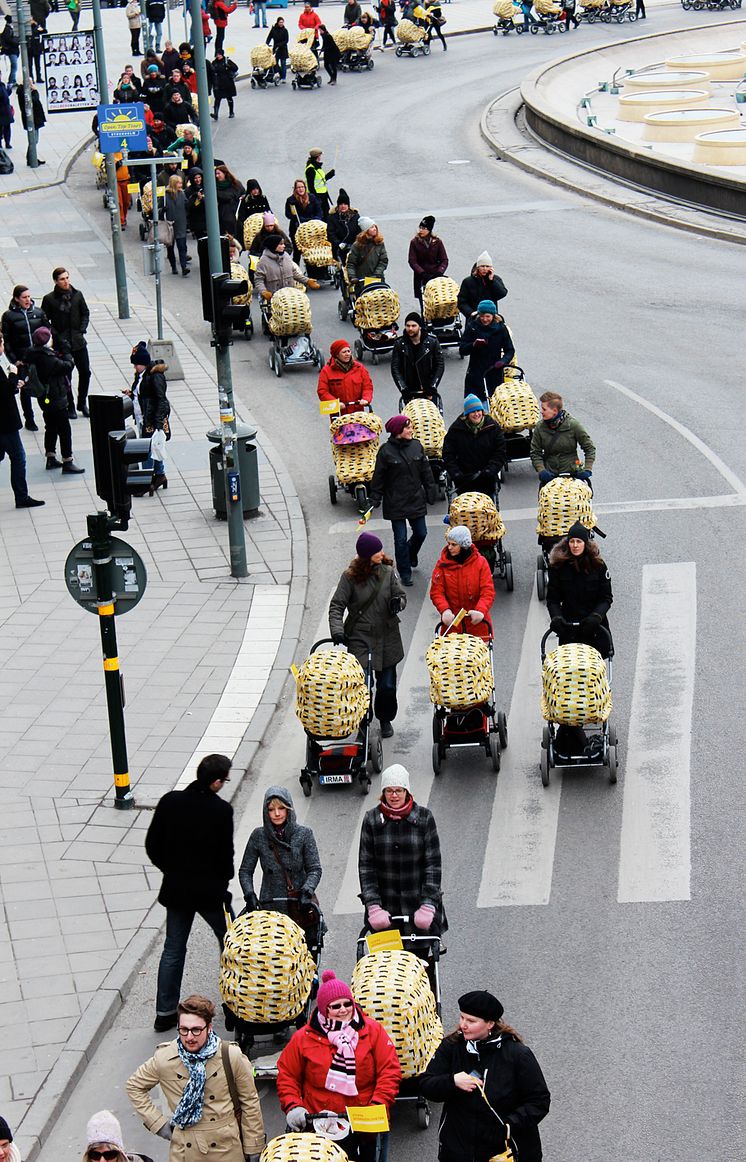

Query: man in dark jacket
368;414;436;586
163;67;192;104
1;285;48;429
145;0;165;51
459;300;515;398
457;251;508;320
443;394;506;497
0;333;44;508
26;20;44;83
1;17;20;86
326;189;360;261
162;90;198;129
390;312;444;404
41;268;91;417
140;65;166;114
145;753;234;1031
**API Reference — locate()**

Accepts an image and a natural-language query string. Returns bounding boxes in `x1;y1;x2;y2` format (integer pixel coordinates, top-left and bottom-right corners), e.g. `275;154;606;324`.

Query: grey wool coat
358;802;447;933
238;785;322;904
328;563;406;672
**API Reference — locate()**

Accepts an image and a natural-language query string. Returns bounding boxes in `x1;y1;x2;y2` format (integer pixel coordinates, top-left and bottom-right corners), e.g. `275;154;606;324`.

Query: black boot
62;459;85;474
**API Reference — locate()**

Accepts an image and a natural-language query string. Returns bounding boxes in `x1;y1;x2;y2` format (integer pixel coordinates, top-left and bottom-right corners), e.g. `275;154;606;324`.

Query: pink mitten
367;904;391;931
413;904;436;931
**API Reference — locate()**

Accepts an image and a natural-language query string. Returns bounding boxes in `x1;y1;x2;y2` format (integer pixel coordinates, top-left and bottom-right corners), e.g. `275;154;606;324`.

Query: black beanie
130;341;152;367
405;311;424;329
264;234;284;253
419;214;435;232
457;990;504;1022
337;188;350;207
0;1118;13;1143
566;521;590;544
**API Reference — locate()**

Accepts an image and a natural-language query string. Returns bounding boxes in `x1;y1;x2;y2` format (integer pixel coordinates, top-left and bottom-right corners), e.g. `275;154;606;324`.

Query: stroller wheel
367;58;374;68
359;774;371;794
292;79;297;89
354;339;364;361
432;742;442;776
536;553;547;601
299;773;312;797
498;711;509;749
607;744;618;784
338;301;348;321
395;46;403;56
328;474;338;506
504;550;514;592
540;747;550;787
316;75;322;87
250;77;256;88
489;732;501;772
416;1102;430;1129
274;73;281;85
354;484;368;514
368;720;383;774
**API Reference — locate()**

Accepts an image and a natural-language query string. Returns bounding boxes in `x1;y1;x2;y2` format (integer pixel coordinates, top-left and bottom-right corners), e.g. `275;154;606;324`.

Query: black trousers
214;24;226;51
427;22;447;47
130;28;141;52
43;407;73;459
73;345;91;407
20;384;36;424
382;23;396;44
214;95;234;117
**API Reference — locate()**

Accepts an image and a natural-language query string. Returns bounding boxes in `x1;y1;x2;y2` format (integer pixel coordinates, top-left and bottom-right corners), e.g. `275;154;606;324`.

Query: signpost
96;102;148;153
65;537;147;616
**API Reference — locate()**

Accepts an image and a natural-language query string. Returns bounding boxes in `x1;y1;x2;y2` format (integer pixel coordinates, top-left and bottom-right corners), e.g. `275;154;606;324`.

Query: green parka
529;411;595;475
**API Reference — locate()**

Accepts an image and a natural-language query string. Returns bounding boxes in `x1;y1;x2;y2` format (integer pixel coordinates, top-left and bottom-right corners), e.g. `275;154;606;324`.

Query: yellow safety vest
310;163;327;196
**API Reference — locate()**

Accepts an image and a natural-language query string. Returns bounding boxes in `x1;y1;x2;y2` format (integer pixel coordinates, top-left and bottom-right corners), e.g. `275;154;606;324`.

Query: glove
493;360;505;370
389;595;405;615
413;903;436;931
243;891;259;912
367;904;391;931
550;616;566;633
576;469;592;481
286;1107;309;1132
580;613;602;633
538;470;556;485
299;889;313;905
261;290;272;301
468;610;485;625
441;609;455;626
306;279;321;290
326;167;336;179
331;632;346;646
157;1125;173;1141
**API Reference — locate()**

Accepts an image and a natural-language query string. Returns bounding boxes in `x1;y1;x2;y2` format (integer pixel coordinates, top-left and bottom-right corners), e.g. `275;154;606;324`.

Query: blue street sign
97;103;148;153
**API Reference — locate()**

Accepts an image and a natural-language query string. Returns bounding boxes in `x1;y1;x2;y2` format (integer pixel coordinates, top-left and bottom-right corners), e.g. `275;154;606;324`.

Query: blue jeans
5;53;18;86
253;0;268;25
150;19;163;49
156;905;227;1015
0;430;29;501
391;515;427;582
167;234;188;273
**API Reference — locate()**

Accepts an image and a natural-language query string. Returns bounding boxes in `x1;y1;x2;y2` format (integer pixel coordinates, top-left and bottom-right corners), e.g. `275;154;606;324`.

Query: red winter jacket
298;9;322;31
213;0;236;27
317;358;374;416
430;545;495;640
277;1010;402;1117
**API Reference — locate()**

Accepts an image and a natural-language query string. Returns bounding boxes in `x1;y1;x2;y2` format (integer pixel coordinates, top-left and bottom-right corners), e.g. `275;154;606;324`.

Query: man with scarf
127;994;265;1162
443;394;506;497
530;389;596;487
41;267;91;417
459;300;515;400
277;970;401;1161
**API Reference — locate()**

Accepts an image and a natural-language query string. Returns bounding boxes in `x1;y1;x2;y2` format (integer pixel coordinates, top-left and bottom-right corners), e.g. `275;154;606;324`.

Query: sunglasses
89;1152;119;1161
327;1000;353;1011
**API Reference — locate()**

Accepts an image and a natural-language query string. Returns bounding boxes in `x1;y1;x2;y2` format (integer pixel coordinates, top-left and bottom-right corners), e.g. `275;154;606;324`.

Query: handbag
220;1041;242;1131
269;843;319;932
147;218;174;247
478;1072;516;1161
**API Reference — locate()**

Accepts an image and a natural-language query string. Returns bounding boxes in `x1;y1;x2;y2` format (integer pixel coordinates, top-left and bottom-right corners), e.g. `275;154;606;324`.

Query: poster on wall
43;32;99;113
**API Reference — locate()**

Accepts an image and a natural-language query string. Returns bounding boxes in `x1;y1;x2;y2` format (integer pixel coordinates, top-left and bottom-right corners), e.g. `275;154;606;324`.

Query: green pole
88;513;135;810
91;0;131;320
187;0;249;580
15;0;38;168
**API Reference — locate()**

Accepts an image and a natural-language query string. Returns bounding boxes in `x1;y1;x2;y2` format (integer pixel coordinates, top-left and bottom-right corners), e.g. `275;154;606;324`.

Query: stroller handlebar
540;622;613;661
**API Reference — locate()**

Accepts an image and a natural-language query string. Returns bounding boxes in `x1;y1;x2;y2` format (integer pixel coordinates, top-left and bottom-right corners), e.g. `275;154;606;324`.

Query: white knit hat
380;764;411;792
86;1112;125;1152
447;525;472;549
476;251;493;266
358;216;376;232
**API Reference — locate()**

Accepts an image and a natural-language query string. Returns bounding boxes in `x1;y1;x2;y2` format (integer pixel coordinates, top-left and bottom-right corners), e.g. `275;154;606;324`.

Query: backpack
208;0;219;16
0;149;13;175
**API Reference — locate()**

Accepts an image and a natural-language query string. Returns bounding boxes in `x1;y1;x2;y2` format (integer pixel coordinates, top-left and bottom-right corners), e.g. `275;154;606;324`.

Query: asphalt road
48;13;746;1162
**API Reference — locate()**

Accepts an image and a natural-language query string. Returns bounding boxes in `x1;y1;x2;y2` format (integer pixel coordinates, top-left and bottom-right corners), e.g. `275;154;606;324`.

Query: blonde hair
166;174;183;195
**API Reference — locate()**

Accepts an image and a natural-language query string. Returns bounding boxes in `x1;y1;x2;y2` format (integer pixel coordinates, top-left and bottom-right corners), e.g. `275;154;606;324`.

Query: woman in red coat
430;525;494;640
277;969;401;1162
317;340;374;416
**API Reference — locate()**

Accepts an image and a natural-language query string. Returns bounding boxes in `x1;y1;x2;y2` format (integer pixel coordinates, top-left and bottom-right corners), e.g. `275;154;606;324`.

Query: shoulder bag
478;1070;516;1161
269;842;319;932
220;1040;242;1131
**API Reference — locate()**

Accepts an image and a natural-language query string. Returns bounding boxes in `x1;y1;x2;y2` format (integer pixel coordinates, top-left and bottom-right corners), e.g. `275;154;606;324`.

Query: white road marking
477;593;561;908
617;563;696;904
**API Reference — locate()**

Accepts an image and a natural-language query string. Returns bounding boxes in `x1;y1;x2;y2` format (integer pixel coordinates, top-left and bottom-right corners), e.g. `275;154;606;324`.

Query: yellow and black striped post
88;512;135;810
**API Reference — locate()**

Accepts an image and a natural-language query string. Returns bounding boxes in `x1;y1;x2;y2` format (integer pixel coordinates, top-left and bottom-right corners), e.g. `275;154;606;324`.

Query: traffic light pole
88;511;135;810
188;0;249;580
92;0;130;321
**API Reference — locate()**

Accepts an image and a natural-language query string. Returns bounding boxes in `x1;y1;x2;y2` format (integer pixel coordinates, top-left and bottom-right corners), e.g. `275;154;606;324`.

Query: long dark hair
549;536;605;574
346;554;393;584
445;1019;524;1044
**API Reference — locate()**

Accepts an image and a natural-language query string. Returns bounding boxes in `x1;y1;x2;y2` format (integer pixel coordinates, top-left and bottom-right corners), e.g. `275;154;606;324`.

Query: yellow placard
357;508;373;527
290;663;300;682
346;1105;389;1134
319;398;341;415
365;929;403;954
127;182;139;193
450;608;468;630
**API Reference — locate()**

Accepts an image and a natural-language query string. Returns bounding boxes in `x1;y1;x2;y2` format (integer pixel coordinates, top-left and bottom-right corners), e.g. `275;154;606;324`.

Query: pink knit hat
316;970;353;1018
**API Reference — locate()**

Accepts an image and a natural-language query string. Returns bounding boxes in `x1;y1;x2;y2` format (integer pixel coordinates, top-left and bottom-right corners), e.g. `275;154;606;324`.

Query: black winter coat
546;554;613;654
459;316;515;395
327;208;360;257
238;784;322;904
266;23;289;59
1;301;49;363
442;415;506;485
237;190;272;230
25;344;74;411
368;435;436;521
40;286;90;352
328;563;405;671
137;361;170;431
390;333;444;400
140;75;166;113
457;270;508;318
216;183;241;235
0;363;22;435
212;57;238;97
421;1032;550;1162
358;801;446;931
186;182;206;236
17;87;45;131
145;780;234;910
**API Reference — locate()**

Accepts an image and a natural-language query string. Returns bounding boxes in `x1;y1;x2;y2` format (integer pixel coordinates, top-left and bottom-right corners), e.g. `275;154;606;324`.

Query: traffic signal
197;234;230;322
108;430;154;528
211;271;250;345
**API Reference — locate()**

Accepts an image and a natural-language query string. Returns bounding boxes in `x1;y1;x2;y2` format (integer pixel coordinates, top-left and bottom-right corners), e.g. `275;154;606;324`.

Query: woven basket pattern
295;647;369;737
270;287;312;336
354;287;400;329
303;245;336;267
541;643;612;726
397;17;425;41
296;27;316;43
425;634;493;709
580;0;604;8
536;477;596;537
493;0;515;15
290;45;317;72
535;0;562;11
230;261;251;306
296;220;328;250
330;411;382;482
261;1136;349;1162
448;491;505;544
242;212;265;250
251;44;276;68
489;382;540;432
422;277;459;321
351;951;443;1080
334;26;373;50
141;181;153;215
403;399;446;457
220;910;315;1023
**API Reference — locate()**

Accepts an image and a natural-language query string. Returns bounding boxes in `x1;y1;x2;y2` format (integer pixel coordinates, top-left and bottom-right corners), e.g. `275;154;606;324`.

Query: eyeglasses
327;1000;353;1011
178;1024;207;1037
89;1151;119;1161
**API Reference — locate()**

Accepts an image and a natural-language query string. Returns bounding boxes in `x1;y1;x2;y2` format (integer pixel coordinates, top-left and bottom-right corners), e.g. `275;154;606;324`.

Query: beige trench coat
126;1039;265;1161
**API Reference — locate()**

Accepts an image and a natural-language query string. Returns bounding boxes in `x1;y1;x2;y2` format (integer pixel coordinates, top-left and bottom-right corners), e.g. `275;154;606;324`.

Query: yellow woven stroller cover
425;634;493;709
220;909;315;1024
448;492;505;544
403;399;446;457
270;287;312;337
351;950;443;1080
423;276;459;321
330;411;383;485
354;286;400;330
230;261;251;305
536;476;597;537
493;0;516;15
490;380;540;433
296;220;336;268
242;212;265;251
397;17;426;41
251;44;276;68
541;642;612;726
295;647;369;738
261;1137;349;1162
291;45;317;72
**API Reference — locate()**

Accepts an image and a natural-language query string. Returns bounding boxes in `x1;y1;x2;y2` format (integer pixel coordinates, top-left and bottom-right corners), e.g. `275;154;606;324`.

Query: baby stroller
489;366;539;475
250;44;281;87
493;0;528;32
352;280;400;364
530;0;567;29
540;626;618;785
335;25;375;71
327;409;383;513
220;900;324;1065
353;924;444;1129
422;277;463;354
447;490;514;592
395;15;430;55
265;286;323;377
427;619;509;775
226;259;254;340
600;0;637;18
578;0;604;21
337;270;378;322
297;637;383;796
535;474;599;601
290;38;322;89
295;220;339;286
402;396;447;500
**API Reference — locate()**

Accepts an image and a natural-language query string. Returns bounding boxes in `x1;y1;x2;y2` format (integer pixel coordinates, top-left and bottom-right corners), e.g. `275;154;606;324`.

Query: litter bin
207;423;260;519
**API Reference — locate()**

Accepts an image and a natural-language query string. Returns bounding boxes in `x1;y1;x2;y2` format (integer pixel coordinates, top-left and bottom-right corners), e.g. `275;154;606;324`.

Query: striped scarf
317;1012;360;1097
171;1031;220;1128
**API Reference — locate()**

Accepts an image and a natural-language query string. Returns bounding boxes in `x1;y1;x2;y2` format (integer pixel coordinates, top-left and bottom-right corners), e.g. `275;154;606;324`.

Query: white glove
157;1125;173;1141
286;1107;309;1132
441;609;455;626
469;610;485;624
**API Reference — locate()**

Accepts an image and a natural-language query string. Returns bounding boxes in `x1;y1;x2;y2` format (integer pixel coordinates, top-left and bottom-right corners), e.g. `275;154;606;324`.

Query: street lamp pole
91;0;130;320
187;0;249;580
15;0;38;168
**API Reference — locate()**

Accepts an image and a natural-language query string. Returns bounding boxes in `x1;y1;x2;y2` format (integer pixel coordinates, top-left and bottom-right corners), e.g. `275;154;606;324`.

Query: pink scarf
318;1013;360;1097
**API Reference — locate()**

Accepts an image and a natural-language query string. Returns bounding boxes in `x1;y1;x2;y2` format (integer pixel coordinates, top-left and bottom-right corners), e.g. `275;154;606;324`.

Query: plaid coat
358;802;447;932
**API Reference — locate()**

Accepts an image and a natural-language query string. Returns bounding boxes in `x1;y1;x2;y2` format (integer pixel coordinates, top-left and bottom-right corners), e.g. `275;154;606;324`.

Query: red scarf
379;793;414;821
